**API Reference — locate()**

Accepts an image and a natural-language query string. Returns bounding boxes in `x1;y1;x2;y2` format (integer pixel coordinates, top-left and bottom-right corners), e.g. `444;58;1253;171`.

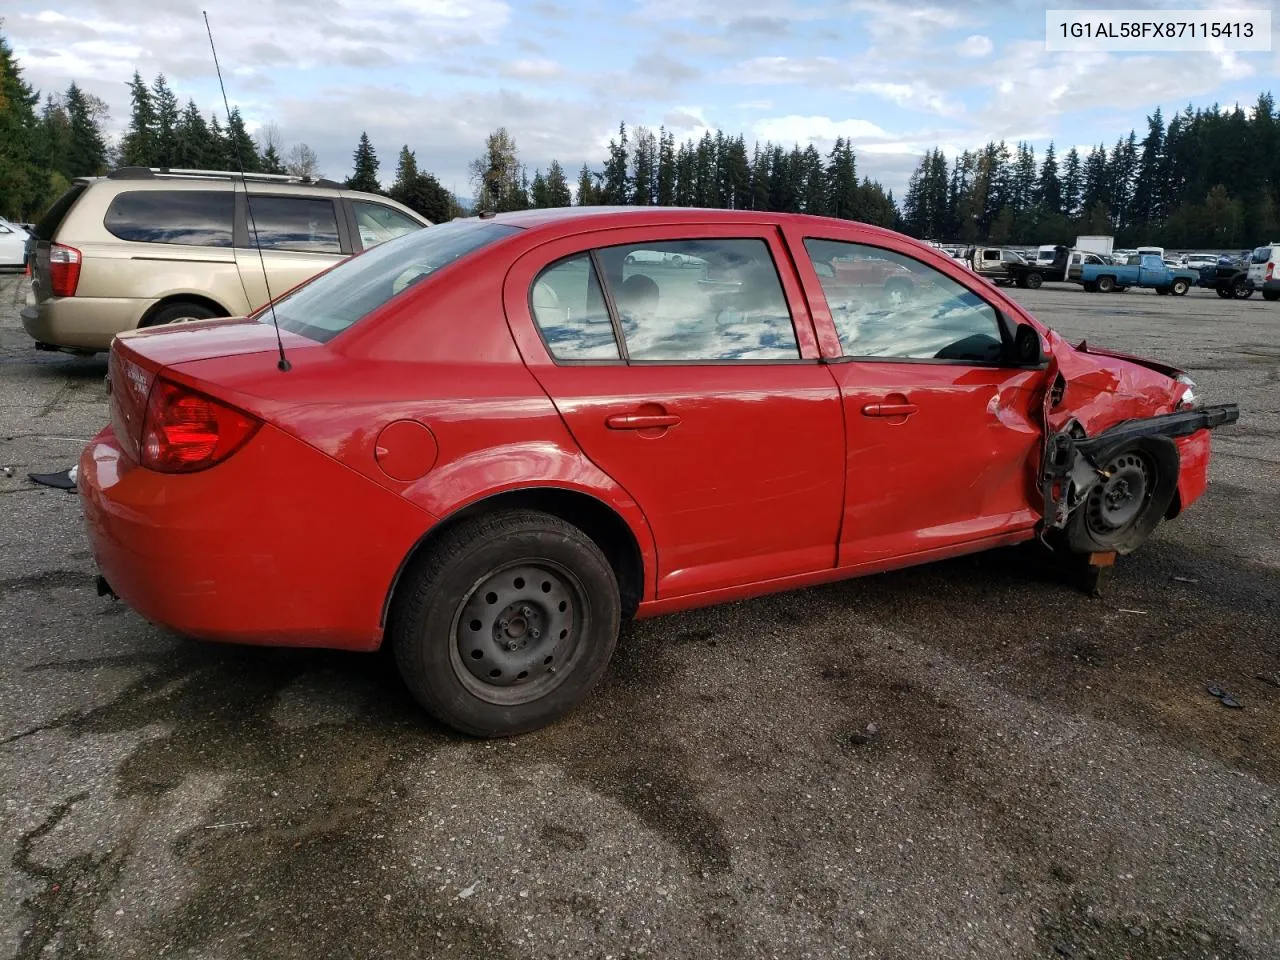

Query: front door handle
606;413;682;429
861;403;918;417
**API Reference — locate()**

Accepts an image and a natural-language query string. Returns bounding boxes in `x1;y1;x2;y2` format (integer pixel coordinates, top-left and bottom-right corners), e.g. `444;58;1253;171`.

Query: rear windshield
256;219;521;342
1252;247;1272;264
34;182;89;241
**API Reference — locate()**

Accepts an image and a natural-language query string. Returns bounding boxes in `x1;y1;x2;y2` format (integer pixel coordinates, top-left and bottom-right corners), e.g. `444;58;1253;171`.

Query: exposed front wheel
1171;279;1190;296
390;510;621;737
1063;438;1180;555
1025;272;1043;289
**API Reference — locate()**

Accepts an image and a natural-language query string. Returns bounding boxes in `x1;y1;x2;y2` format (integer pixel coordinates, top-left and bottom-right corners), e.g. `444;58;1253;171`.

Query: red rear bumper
78;423;434;651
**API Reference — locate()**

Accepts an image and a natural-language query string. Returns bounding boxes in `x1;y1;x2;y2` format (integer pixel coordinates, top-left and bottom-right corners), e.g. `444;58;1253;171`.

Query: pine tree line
465;123;897;228
901;95;1280;249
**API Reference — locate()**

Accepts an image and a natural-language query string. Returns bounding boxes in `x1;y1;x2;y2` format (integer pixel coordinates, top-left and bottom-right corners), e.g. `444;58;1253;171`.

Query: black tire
1171;279;1190;296
1082;281;1099;293
1264;289;1280;302
1232;279;1253;299
1025;271;1043;289
141;301;223;327
1097;276;1116;293
1063;437;1180;555
389;509;621;737
1215;285;1232;299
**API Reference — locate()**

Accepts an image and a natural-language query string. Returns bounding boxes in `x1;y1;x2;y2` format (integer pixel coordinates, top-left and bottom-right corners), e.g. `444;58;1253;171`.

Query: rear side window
104;190;234;246
352;201;423;249
530;254;620;360
34;182;89;241
246;196;340;253
263;220;519;343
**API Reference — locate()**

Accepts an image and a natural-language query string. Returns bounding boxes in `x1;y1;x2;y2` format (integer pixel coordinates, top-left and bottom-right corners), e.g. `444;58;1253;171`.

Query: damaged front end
1037;362;1239;554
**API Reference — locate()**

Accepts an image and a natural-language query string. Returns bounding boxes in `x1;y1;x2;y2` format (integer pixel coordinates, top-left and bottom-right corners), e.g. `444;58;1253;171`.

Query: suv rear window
260;220;520;343
34;182;89;241
104;190;234;246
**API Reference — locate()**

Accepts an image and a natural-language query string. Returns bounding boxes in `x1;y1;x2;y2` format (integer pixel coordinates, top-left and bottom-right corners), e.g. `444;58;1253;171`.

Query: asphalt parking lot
1;273;1276;960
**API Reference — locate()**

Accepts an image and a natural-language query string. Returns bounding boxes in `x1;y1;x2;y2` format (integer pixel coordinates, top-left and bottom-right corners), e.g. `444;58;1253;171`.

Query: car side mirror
1011;323;1044;366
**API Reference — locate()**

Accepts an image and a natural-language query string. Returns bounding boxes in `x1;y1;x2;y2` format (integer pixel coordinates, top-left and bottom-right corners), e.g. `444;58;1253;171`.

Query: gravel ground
1;272;1276;960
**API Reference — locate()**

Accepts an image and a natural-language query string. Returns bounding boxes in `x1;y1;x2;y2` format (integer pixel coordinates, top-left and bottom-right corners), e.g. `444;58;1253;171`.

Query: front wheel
1215;285;1232;299
1171;279;1190;296
1063;438;1180;555
1232;279;1253;299
390;510;621;737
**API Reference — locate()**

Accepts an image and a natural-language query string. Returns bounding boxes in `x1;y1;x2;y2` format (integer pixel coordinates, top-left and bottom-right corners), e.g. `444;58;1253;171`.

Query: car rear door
235;192;353;312
783;224;1047;569
502;222;846;599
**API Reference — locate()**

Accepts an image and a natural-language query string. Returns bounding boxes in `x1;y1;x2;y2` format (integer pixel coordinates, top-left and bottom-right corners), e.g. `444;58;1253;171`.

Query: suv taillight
1268;263;1274;281
49;243;82;297
139;378;261;473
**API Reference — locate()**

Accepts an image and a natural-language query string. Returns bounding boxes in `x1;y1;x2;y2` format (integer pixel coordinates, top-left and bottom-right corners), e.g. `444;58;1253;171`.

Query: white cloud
956;34;993;57
846;81;965;117
750;115;892;145
502;58;565;79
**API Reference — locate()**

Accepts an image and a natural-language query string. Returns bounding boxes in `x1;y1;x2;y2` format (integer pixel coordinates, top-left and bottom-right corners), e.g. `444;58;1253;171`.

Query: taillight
49;243;82;297
139;378;261;473
1268;263;1274;281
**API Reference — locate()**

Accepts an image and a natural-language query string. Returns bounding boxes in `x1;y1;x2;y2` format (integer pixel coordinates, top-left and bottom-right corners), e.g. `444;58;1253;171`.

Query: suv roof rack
105;166;343;189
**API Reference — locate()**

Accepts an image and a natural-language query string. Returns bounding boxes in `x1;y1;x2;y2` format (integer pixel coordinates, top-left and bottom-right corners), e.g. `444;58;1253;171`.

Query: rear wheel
1097;276;1116;293
1215;285;1232;299
1264;289;1280;302
1232;278;1253;299
1082;281;1099;293
141;300;223;327
390;509;621;737
1025;272;1043;289
1156;287;1171;296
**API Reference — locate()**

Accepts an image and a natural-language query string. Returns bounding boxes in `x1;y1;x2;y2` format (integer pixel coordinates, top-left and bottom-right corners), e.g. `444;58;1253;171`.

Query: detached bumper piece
1040;403;1239;531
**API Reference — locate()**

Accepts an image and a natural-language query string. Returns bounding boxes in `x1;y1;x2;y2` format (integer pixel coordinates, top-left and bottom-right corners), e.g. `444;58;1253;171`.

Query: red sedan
79;208;1238;736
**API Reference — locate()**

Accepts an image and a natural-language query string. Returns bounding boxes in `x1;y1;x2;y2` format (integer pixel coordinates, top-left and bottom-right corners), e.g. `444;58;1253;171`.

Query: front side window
530;254;620;360
103;190;233;247
804;239;1006;363
245;196;341;253
352;201;423;249
594;238;800;361
261;220;519;342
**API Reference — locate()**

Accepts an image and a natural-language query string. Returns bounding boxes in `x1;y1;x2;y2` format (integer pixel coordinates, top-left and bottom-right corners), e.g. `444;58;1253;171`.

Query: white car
0;217;31;269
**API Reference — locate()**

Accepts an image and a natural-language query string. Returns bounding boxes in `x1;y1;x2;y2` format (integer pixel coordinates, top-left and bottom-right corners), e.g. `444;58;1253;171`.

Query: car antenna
202;10;290;372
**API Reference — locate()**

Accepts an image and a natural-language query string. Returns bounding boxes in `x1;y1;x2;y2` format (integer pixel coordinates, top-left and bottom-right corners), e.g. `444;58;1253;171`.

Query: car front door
235;193;352;312
785;228;1047;569
502;224;846;599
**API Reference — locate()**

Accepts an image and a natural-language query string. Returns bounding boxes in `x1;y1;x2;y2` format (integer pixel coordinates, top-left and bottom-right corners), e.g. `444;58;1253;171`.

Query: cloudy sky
4;0;1277;199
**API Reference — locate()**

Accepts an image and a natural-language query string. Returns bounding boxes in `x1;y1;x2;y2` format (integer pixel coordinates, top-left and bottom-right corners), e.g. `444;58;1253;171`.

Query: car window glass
246;196;340;253
352;201;422;248
103;190;234;247
593;238;799;361
803;239;1006;363
530;254;621;360
263;220;518;343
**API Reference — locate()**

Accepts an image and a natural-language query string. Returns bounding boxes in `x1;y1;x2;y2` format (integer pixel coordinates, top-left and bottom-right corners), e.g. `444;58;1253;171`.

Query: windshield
258;219;521;342
1252;246;1272;264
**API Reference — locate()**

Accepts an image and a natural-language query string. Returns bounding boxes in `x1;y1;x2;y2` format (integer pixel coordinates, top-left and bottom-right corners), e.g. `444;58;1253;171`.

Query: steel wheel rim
1086;452;1151;533
448;559;587;706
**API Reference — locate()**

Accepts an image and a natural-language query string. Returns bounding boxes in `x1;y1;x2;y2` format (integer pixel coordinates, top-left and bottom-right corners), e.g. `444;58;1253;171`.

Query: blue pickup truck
1077;254;1198;295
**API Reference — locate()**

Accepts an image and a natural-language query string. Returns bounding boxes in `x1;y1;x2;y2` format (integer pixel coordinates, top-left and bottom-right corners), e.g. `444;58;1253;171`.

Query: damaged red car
79;208;1238;736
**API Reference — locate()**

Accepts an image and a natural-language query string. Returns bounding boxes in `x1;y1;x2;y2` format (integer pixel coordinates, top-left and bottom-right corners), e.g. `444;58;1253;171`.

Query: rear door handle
606;414;681;429
861;403;918;417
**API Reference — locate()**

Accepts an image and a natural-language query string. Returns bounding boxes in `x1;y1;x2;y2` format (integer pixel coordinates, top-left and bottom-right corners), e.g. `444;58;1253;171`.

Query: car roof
469;205;916;245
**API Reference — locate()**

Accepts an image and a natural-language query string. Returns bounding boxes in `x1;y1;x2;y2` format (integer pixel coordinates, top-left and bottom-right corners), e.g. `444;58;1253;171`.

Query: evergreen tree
0;28;43;218
151;74;179;167
1131;109;1165;230
206;113;228;169
826;138;859;219
602;122;630;204
631;126;656;205
172;99;211;168
800;144;826;216
260;143;285;174
575;162;600;205
656;128;676;206
1036;143;1062;216
1060;147;1082;220
530;169;550;207
721;135;751;210
225;107;261;173
391;145;419;195
749;143;771;211
119;71;156;166
64;82;107;178
545;159;572;207
470;127;523;211
347;131;380;192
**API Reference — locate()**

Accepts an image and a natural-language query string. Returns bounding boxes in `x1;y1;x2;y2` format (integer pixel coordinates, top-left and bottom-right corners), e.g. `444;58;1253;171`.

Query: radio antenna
203;10;290;372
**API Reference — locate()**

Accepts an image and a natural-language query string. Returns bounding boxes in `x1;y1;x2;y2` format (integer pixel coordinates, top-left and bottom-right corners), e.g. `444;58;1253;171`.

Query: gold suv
22;167;431;353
